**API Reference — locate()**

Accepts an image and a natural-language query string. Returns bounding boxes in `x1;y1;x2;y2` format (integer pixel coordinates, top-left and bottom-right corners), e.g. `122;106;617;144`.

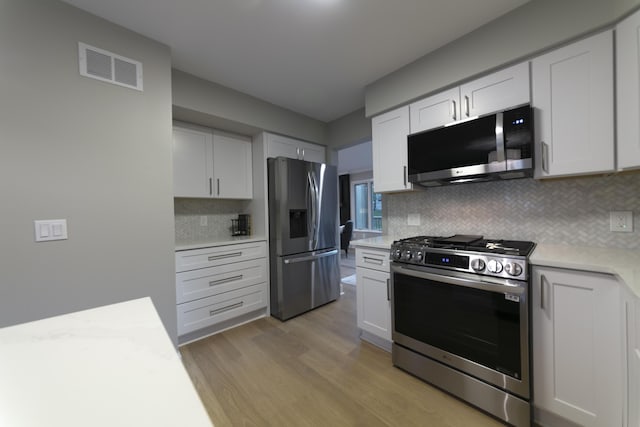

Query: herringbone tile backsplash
385;173;640;249
174;198;250;244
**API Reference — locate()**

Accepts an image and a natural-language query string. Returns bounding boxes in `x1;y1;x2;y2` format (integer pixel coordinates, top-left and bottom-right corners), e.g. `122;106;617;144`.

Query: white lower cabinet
532;266;623;427
627;296;640;427
175;241;268;341
355;247;391;350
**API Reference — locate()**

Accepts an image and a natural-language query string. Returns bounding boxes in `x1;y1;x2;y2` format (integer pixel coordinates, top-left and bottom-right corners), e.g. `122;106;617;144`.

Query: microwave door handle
495;112;506;163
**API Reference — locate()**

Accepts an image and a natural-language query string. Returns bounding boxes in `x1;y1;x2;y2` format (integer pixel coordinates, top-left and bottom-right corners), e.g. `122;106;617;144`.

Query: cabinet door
616;9;640;171
356;266;391;341
172;126;213;198
297;140;325;163
213;132;253;199
409;87;460;133
460;61;530;118
628;297;640;427
372;105;412;193
532;31;614;178
532;266;622;427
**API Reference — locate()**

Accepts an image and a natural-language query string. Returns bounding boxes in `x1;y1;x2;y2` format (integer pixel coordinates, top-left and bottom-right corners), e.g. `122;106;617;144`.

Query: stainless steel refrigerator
268;157;340;320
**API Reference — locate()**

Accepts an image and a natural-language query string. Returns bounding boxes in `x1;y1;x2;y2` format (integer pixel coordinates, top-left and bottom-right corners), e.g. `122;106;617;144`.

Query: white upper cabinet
460;62;530;119
409;61;529;134
212;131;252;199
173;125;253;199
532;30;614;178
616;9;640;171
372;105;412;193
172;126;213;198
265;133;325;163
409;87;460;134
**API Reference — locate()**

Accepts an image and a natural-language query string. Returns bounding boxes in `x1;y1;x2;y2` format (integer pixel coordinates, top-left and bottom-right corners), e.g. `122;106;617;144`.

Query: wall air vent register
78;42;143;91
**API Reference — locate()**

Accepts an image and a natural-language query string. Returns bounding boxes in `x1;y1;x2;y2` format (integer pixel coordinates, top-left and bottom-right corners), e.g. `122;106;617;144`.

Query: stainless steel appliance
390;235;535;427
407;105;533;186
268;157;340;321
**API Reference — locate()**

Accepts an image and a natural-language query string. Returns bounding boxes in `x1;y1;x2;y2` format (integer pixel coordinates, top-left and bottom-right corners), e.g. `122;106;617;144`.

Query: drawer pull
210;301;243;317
208;252;242;261
209;274;243;287
363;256;384;265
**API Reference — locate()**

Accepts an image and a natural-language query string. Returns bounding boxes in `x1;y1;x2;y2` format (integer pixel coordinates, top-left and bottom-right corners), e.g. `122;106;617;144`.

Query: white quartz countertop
176;235;267;251
530;244;640;298
351;235;397;251
0;298;213;427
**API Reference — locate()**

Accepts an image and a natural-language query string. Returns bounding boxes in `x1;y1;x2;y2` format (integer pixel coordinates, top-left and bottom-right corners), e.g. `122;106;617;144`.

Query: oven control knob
414;251;424;262
487;259;503;274
402;250;412;261
393;249;402;260
470;258;485;272
505;262;523;276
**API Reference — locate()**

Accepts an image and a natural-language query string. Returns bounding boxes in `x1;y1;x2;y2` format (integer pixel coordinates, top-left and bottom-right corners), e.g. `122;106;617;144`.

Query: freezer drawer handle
283;249;338;264
363;256;384;265
208;252;242;261
209;274;243;287
210;301;243;317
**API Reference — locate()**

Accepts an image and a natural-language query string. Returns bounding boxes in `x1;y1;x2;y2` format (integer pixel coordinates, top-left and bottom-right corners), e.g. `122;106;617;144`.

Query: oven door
391;263;530;399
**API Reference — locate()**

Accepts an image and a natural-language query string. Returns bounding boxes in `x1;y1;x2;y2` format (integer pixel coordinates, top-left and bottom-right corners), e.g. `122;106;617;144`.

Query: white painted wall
0;0;177;342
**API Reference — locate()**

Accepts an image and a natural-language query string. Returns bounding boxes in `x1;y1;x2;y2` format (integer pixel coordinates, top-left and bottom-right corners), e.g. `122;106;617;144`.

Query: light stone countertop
351;235;398;251
350;236;640;298
530;244;640;298
176;235;267;251
0;298;213;427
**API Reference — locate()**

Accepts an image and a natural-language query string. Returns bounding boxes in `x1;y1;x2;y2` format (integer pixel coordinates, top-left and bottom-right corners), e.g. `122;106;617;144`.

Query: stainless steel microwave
407;105;533;187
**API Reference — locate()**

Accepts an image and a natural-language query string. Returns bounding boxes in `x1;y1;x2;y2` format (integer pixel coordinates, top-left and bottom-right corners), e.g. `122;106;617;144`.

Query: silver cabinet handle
296;147;300;159
208;252;242;261
210;301;243;317
209;178;212;195
209;274;243;287
451;100;457;121
403;166;407;187
301;148;305;160
217;178;220;196
464;95;470;117
541;141;549;173
386;278;390;301
363;256;384;265
540;274;546;310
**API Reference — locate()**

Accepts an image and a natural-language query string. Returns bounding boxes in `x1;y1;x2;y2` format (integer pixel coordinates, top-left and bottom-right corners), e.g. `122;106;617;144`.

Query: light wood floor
180;285;504;427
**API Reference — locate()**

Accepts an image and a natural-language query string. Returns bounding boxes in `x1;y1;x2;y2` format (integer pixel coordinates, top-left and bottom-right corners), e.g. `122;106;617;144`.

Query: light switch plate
34;219;68;242
610;211;633;233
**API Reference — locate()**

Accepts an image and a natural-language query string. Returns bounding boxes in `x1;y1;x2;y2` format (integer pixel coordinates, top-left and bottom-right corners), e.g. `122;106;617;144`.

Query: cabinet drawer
356;248;390;272
176;241;267;272
177;284;267;336
176;258;267;304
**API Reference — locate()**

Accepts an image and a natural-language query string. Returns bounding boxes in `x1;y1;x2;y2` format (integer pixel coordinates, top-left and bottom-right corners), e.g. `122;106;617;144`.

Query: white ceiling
62;0;529;123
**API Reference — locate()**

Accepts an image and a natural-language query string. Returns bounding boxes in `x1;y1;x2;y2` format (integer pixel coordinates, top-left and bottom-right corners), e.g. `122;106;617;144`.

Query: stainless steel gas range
390;234;536;427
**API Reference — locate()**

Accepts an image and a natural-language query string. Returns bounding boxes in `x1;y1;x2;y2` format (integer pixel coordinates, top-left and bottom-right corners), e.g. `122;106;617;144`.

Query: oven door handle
393;265;525;295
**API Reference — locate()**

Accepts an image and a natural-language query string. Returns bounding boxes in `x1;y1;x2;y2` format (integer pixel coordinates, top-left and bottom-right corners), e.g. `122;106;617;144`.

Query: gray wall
365;0;640;117
172;69;327;144
327;108;371;149
0;0;177;342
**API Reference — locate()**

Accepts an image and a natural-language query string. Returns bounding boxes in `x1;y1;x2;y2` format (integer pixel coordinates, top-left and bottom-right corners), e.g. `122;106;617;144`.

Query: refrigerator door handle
283;249;338;264
307;170;319;250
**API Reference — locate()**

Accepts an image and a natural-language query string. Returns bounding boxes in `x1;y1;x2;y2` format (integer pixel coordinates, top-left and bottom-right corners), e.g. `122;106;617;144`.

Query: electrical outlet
200;216;208;227
407;213;420;226
610;211;633;233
